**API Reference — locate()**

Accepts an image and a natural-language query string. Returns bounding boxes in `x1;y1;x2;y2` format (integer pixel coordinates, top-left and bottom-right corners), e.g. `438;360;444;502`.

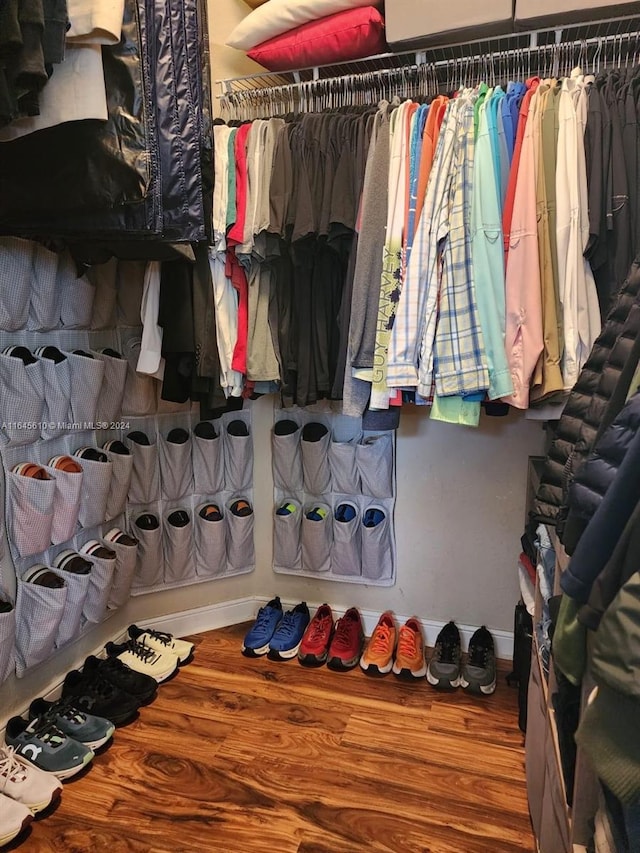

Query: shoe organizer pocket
0;355;45;446
192;425;224;495
77;456;112;529
82;552;116;625
7;471;56;557
194;506;226;578
27;242;59;331
224;419;253;491
132;511;164;589
272;420;303;492
127;436;160;504
226;500;255;571
45;466;83;545
0;605;16;685
14;578;67;677
329;441;360;495
58;263;95;330
116;260;145;326
0;237;32;330
39;356;72;439
360;504;393;581
331;500;361;577
106;538;138;610
301;502;332;573
356;434;394;498
273;500;302;571
301;423;331;496
52;568;90;648
89;256;118;330
67;352;105;428
92;350;127;425
159;433;193;501
163;509;195;584
104;449;133;521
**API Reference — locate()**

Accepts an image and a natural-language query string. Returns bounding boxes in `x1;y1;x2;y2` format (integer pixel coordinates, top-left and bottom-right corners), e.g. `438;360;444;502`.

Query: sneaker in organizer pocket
334;503;357;523
226;419;249;437
80;540;116;562
167;509;190;528
230;499;253;517
275;501;297;517
194;421;217;440
268;602;310;661
34;345;66;364
12;462;51;481
306;505;328;522
4;716;94;781
127;430;151;446
0;743;62;814
102;439;131;456
48;454;83;474
23;564;65;589
127;624;194;665
28;697;115;751
392;617;427;680
74;446;108;463
2;345;37;365
134;512;159;531
198;503;223;522
363;507;385;528
360;611;397;676
52;550;92;576
327;607;365;671
104;527;138;547
242;596;283;657
167;427;189;444
298;603;334;667
104;638;179;683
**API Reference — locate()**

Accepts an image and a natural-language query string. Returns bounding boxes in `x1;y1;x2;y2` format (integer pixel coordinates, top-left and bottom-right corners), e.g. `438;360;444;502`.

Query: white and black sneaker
426;622;462;689
460;626;497;695
127;624;194;665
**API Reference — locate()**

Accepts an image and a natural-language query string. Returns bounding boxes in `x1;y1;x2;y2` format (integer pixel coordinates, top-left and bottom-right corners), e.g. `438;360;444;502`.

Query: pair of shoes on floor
0;743;63;846
426;622;497;695
359;611;427;678
298;604;364;670
241;597;311;660
104;624;194;683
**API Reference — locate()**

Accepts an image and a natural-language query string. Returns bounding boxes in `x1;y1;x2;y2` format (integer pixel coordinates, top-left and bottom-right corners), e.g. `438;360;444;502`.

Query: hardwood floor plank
12;624;534;853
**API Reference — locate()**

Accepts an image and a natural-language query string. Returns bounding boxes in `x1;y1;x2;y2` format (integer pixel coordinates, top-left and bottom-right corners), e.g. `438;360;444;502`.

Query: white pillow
226;0;383;50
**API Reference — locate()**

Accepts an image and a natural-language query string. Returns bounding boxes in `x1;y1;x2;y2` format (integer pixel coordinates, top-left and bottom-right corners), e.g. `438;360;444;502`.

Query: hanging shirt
414;95;448;228
470;92;513;400
405;103;428;264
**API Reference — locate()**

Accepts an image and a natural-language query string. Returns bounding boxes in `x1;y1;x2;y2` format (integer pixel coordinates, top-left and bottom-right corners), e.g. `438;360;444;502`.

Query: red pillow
247;6;387;71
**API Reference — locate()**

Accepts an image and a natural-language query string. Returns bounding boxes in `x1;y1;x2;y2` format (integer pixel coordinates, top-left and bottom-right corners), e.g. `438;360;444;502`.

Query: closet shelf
217;14;640;96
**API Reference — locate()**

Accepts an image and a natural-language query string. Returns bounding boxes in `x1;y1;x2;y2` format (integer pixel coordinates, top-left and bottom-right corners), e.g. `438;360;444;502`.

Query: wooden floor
12;624;535;853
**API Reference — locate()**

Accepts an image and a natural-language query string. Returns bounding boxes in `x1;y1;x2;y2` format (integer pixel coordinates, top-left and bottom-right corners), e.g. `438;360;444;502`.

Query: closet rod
216;13;640;95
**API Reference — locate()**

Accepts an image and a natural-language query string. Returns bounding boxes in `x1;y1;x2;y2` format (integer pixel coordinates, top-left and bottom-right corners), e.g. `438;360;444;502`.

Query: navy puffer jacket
562;391;640;554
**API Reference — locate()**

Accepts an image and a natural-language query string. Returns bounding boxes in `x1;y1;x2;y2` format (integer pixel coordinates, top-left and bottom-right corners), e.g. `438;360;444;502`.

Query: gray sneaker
461;626;497;695
5;716;94;780
29;697;115;750
426;622;462;689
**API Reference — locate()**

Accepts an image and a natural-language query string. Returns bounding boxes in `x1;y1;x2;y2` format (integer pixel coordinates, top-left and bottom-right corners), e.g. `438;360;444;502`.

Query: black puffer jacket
534;255;640;525
562;390;640;554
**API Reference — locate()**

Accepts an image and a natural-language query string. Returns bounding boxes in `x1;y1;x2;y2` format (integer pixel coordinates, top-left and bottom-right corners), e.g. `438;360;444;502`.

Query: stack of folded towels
227;0;387;72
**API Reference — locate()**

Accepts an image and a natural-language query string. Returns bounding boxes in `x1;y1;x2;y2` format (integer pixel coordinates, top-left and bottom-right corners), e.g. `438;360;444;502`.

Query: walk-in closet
0;0;638;850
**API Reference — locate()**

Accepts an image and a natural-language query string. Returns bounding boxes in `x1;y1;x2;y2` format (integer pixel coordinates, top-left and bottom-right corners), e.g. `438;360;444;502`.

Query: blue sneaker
268;602;311;661
242;597;283;657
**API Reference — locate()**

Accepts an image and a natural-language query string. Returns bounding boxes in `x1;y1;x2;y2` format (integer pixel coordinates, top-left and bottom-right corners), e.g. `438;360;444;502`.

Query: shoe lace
468;644;490;668
308;615;331;642
86;673;116;698
30;720;66;748
41;698;86;726
143;628;173;647
254;606;277;630
370;623;392;654
398;627;418;658
437;639;458;664
274;612;297;639
0;745;27;784
331;617;355;650
128;640;158;663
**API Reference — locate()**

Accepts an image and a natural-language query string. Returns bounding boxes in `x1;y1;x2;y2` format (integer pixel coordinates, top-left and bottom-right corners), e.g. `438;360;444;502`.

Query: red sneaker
327;607;364;671
298;604;334;666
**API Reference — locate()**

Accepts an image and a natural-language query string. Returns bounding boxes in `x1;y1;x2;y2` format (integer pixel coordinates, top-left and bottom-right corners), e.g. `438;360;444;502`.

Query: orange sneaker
392;617;426;679
360;611;397;675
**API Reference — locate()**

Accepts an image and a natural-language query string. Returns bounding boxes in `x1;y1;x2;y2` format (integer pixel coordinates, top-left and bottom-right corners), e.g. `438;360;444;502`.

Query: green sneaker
5;716;94;780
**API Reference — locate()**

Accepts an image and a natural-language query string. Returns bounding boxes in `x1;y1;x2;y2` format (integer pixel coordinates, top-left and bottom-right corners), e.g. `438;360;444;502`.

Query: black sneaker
83;655;158;705
426;621;462;689
61;669;140;726
460;626;497;695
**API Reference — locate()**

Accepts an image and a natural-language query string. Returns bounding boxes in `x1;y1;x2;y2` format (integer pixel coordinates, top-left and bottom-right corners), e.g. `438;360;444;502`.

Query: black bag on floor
506;600;533;733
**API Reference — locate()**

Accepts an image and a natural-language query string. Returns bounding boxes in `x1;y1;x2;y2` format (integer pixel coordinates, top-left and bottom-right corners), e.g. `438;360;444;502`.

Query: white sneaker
105;639;178;683
0;793;33;846
127;624;194;664
0;745;62;814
